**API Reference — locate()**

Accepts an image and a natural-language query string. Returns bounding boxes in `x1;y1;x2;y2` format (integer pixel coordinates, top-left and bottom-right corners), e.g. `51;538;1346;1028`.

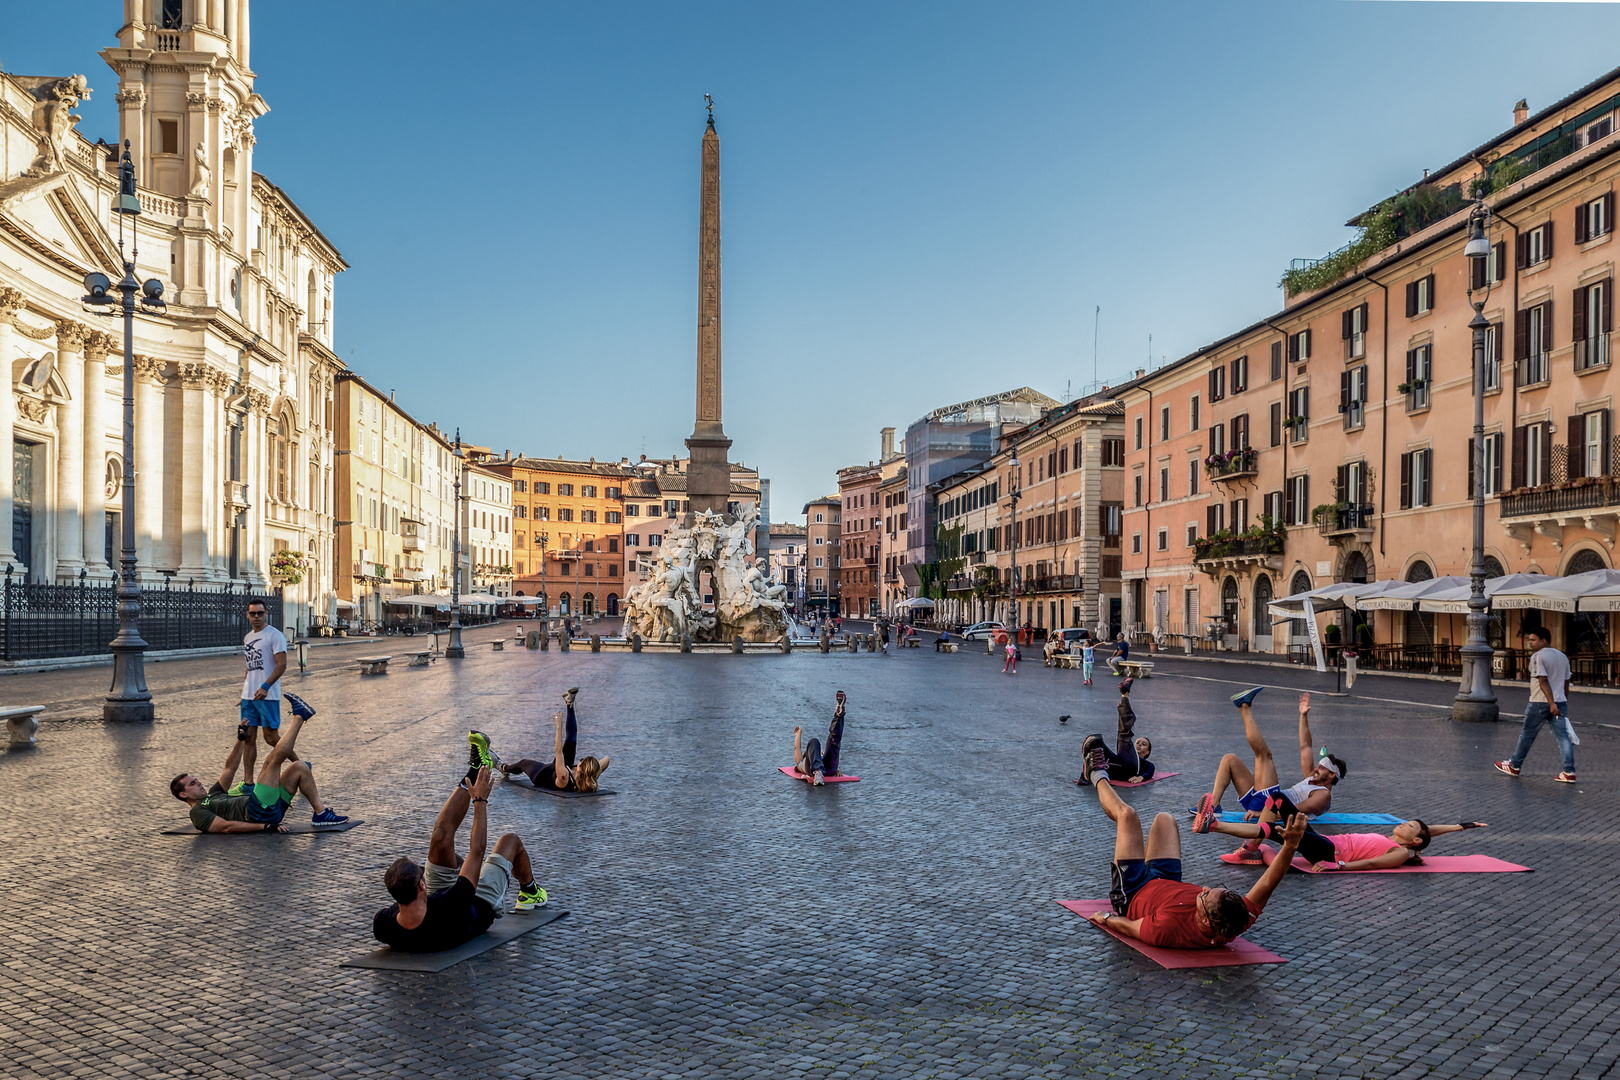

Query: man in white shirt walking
1495;625;1577;783
241;599;291;783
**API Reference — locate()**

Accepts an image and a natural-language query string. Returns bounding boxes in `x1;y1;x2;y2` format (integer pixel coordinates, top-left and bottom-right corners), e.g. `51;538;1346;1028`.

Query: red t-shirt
1126;879;1260;949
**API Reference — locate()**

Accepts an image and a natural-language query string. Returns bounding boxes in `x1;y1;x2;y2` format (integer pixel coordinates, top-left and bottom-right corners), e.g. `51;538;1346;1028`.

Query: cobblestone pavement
2;631;1618;1079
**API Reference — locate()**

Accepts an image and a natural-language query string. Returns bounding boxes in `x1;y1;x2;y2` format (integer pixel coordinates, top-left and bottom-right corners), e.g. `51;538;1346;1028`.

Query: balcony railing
1316;503;1376;537
1498;476;1620;518
1575;333;1611;373
1206;449;1259;481
1193;533;1285;563
1517;352;1550;387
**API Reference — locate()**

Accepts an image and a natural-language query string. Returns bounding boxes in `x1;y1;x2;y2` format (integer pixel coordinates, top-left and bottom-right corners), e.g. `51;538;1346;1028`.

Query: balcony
1205;448;1259;483
401;534;426;553
1193;532;1285;573
1315;503;1376;542
1499;476;1620;549
1575;333;1611;373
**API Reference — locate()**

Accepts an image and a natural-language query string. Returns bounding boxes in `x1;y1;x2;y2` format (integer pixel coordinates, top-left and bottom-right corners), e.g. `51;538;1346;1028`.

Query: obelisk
685;97;733;517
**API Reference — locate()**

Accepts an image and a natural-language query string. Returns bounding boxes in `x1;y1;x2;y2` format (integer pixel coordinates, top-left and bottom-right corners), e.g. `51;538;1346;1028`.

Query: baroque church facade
0;0;345;632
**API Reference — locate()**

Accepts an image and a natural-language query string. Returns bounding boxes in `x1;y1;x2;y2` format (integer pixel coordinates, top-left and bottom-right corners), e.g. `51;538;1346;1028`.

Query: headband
1317;750;1341;779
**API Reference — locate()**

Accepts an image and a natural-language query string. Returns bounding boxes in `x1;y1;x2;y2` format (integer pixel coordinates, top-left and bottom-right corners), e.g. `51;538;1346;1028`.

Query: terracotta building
837;462;882;619
485;456;634;617
803;494;842;615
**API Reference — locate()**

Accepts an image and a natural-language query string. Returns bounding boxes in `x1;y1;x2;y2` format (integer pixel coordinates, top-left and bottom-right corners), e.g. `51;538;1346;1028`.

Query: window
1209;423;1226;457
1156;528;1168;551
1231;354;1248;393
1583;117;1614;147
1132;471;1143;507
1288;329;1312;364
535;482;550;495
1160;407;1170;442
649;533;663;546
814;557;824;567
1574;277;1613;370
1205;503;1224;537
1187;459;1199;497
1469;432;1505;497
514;479;527;493
1208;367;1226;403
515;505;527;519
1569;409;1613;479
1189;395;1201;432
1400;449;1434;509
814;513;824;523
625;504;640;517
1484;322;1502;391
1101;503;1122;546
1131;533;1142;554
815;536;824;545
1342;302;1369;360
1186;523;1199;546
1575;193;1614;244
557;508;574;521
1270;341;1284;381
608;537;619;553
158;118;179;155
581;509;597;523
1230;413;1250;451
1405;275;1435;318
606;511;621;524
581;485;597;498
648;505;662;516
1288;387;1310;442
1283;474;1310;526
1341;365;1369;428
1518;222;1552;268
1516;301;1553;384
1264;490;1284;523
1158;467;1169;502
1473;242;1508;289
606;487;621;499
625;532;640;547
1134;416;1144;450
1101;438;1125;466
534;506;550;520
557;483;574;497
1403;345;1432;409
665;500;681;517
1270;402;1283;447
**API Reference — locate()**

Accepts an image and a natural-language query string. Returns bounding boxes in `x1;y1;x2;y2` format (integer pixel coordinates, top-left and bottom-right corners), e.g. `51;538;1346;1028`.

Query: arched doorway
1404;560;1434;647
606;593;619;616
1343;551;1368;583
1221;577;1239;645
558;592;572;615
1253;574;1274;645
1565;548;1610;654
582;592;596;617
1289;570;1312;643
1342;552;1370;645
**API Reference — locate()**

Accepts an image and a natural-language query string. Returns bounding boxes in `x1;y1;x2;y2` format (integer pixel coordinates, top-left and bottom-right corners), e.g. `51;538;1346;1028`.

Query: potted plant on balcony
268;549;307;587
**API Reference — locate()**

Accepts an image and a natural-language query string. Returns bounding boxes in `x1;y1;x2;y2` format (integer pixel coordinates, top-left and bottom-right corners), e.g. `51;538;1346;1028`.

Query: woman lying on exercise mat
1192;800;1487;871
792;691;848;785
485;688;610;793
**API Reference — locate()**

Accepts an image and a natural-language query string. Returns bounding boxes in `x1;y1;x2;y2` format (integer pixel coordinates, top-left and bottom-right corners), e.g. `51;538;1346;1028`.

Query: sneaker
1555;772;1577;784
1084;746;1109;785
1192;793;1216;834
811;770;825;786
1492;760;1521;777
311;808;349;825
563;688;578;708
1230;845;1265;865
283;692;316;721
468;730;497;772
1230;686;1266;708
514;883;548;911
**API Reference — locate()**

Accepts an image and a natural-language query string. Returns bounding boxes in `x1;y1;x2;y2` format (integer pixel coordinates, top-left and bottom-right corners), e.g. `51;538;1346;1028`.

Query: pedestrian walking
1495;625;1577;782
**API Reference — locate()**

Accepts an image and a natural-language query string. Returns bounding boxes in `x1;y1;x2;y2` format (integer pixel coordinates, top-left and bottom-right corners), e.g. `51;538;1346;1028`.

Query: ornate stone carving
115;88;146;108
178;362;213;389
206;97;223;113
9;315;56;340
15;396;50;424
186;92;208;108
623;506;788;643
0;287;26;315
104;365;123;377
54;321;91;350
133;357;169;385
189;143;211;197
207;370;234;394
247;389;272;415
20;75;90;177
84;331;117;361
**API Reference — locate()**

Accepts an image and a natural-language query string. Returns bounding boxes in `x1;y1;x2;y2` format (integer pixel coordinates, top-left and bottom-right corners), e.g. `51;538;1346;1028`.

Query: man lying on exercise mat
373;760;548;953
792;690;848;785
170;695;347;831
1080;751;1307;948
1201;687;1346;863
1076;679;1157;784
492;688;610;793
1193;804;1489;871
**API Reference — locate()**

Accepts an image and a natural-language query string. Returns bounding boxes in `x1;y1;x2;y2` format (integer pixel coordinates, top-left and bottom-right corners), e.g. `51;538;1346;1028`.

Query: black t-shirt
372;877;495;952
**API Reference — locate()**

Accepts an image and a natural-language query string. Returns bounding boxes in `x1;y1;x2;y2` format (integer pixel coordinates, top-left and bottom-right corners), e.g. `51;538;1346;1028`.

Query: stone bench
1116;659;1155;678
1051;653;1078;668
490;639;506;652
356;656;392;676
902;638;921;648
407;650;434;667
3;705;46;747
938;642;959;653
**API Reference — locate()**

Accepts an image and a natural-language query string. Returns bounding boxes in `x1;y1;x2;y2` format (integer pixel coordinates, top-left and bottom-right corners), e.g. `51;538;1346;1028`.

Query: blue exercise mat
1193;808;1405;825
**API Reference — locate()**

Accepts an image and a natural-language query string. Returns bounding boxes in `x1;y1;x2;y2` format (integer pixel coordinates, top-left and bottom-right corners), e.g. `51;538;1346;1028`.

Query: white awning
1266;581;1395;618
1351;576;1472;611
332;598;355;610
1492;568;1620;613
896;597;936;610
1409;573;1557;614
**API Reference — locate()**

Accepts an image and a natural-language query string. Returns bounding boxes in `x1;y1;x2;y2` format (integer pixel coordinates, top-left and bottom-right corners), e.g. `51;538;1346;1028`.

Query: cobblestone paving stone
1;631;1618;1078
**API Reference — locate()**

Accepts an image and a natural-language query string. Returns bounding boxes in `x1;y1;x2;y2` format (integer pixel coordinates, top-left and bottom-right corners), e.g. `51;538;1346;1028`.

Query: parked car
961;621;1007;641
1052;627;1092;648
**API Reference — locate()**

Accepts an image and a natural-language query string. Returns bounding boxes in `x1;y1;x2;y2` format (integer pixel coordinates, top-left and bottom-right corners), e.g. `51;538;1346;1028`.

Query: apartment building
804;495;842;614
837;462;882;619
464;465;513;598
879;467;909;614
931;463;999;625
1121;68;1620;661
486;456;634;616
767;522;807;613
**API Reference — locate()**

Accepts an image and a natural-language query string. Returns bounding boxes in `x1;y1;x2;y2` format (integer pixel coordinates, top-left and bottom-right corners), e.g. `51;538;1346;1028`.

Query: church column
245;391;268;584
178;364;210;578
207;372;230;576
53;321;89;580
134;358;166;575
0;288;22;567
81;332;113;576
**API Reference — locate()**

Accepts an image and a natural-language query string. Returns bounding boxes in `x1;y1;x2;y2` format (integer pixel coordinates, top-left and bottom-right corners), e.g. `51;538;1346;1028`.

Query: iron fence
0;568;283;661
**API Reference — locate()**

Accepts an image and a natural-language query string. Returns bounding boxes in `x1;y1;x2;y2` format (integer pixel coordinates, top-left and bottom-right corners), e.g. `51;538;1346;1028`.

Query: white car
960;621;1007;641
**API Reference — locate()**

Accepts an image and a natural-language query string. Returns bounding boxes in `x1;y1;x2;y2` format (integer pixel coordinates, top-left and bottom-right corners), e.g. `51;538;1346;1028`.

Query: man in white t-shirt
241;599;290;783
1495;625;1576;783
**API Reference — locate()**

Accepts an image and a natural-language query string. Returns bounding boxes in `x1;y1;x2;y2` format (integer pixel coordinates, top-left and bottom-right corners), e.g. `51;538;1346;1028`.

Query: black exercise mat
339;908;569;971
528;786;616;798
161;819;364;836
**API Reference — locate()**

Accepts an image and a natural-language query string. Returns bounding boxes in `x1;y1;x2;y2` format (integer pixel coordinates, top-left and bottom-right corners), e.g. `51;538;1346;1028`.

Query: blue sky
8;2;1620;515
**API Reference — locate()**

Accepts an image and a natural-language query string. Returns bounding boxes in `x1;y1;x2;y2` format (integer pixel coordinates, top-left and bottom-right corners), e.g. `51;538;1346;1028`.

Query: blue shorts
240;698;281;729
1239;785;1280;813
1110;857;1182;915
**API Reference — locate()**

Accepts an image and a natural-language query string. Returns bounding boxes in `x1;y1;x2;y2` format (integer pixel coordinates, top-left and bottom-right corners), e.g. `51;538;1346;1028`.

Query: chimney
1514;99;1529;125
1135;367;1146;378
880;426;896;460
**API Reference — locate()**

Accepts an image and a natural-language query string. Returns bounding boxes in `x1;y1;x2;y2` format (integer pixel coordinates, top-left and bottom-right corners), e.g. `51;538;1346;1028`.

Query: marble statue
189;143;211;198
623;507;789;644
22;75;89;178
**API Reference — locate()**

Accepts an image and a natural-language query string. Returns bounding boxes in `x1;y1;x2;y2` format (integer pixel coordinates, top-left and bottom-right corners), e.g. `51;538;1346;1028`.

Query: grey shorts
424;853;514;911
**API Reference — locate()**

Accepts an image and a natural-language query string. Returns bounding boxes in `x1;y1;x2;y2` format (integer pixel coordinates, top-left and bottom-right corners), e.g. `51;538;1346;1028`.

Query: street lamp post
1008;452;1021;633
1454;200;1501;723
538;531;548;632
86;143;167;723
446;429;466;658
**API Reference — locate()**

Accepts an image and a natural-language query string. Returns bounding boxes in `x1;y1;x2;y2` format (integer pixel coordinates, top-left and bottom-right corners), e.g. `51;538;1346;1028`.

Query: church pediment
0;170;122;276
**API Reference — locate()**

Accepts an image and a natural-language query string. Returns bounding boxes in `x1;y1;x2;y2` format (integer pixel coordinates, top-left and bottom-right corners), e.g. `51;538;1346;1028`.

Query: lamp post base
1452;698;1500;723
1452;648;1500;723
446;625;465;659
104;648;153;723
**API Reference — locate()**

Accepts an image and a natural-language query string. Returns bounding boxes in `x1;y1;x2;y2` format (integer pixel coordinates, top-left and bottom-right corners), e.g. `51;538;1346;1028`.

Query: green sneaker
514;883;548;911
468;730;497;772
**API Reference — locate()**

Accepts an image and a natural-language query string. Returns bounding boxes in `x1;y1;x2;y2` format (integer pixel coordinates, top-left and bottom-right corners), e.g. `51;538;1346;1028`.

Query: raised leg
276;760;327;814
1094;779;1145;862
428;781;471;868
254;716;306;787
1239;704;1278;790
1209;753;1255;807
494;833;535;887
1143;812;1182;862
823;694;846;775
562;706;578;768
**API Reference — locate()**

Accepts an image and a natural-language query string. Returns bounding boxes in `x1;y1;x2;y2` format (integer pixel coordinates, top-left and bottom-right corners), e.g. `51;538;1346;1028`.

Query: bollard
526;630;539;649
631;633;643;653
820;633;830;654
681;634;693;653
732;636;744;654
780;636;792;653
590;634;601;653
560;630;571;652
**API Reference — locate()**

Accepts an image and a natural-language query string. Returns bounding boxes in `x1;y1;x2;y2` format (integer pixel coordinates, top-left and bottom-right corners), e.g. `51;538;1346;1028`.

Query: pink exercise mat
1074;772;1179;788
1221;844;1530;873
1055;899;1286;969
778;766;860;783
